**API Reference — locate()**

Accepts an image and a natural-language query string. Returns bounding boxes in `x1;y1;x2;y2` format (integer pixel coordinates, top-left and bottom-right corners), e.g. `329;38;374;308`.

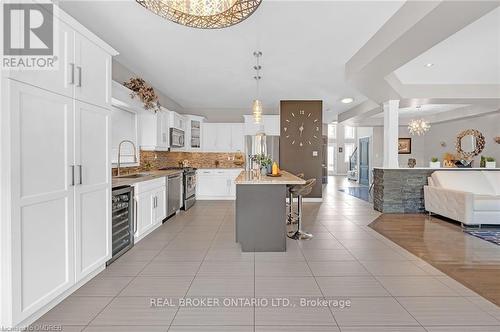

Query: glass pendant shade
252;99;263;124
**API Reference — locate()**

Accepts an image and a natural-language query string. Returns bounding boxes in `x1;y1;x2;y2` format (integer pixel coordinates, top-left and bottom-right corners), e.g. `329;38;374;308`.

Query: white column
383;100;399;168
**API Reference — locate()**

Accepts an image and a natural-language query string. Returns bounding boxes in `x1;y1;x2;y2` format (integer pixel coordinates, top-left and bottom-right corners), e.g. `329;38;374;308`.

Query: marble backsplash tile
112;151;245;176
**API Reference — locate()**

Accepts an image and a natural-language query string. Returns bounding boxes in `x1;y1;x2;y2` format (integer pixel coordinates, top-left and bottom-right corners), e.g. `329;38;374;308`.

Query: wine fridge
108;185;135;265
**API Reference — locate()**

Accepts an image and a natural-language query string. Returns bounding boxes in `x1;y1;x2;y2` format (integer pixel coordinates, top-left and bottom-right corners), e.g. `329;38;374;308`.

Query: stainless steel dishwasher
166;173;182;220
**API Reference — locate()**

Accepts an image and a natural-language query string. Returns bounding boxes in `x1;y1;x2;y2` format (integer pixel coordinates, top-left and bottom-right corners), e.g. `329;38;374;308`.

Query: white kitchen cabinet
243;115;280;136
8;20;75;98
133;178;166;241
5;81;77;326
0;5;116;328
202;123;244;152
7;21;114;110
74;34;112;108
2;80;112;326
170;111;186;131
185;115;204;151
230;123;245;151
74;101;111;283
196;169;242;200
139;109;170;151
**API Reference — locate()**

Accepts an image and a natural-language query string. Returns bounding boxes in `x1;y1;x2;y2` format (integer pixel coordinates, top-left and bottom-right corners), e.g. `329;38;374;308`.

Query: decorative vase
429;161;441;168
266;164;272;174
261;167;267;175
486;161;496;169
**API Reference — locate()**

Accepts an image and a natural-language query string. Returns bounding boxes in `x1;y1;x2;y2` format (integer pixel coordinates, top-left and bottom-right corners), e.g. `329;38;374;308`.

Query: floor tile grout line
166;206;229;331
83;210;190;331
297;239;341;330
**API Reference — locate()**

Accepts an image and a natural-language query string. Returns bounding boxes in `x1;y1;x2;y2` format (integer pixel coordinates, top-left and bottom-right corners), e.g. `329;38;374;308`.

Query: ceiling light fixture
136;0;262;29
341;97;354;104
425;63;434;67
252;51;263;125
408;119;431;136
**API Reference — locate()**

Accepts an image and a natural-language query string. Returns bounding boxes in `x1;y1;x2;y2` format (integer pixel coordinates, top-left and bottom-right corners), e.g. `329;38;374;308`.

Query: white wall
369;111;500;168
423;112;500;166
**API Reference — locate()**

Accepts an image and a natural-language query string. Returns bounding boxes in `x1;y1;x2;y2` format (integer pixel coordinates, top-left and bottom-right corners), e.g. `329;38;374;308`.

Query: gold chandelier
408;119;431;136
136;0;262;29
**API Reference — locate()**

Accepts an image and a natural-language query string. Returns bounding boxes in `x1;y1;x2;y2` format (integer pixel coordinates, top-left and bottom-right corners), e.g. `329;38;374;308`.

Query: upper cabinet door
75;34;112;108
230;124;244;152
7;81;76;324
74;101;111;282
8;20;76;99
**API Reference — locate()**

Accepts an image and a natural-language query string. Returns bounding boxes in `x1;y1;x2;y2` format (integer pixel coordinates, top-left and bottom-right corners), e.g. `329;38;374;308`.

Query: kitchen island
234;170;305;252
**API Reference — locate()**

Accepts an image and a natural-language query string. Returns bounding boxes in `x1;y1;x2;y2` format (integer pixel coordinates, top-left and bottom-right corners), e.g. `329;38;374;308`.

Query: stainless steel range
159;167;196;211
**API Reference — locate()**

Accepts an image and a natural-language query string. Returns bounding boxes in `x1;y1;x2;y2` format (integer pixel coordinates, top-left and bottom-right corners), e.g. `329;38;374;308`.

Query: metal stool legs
288;193;313;240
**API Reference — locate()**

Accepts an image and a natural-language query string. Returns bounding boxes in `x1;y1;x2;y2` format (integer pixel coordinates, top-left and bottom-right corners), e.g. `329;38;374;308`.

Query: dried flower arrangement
123;77;161;113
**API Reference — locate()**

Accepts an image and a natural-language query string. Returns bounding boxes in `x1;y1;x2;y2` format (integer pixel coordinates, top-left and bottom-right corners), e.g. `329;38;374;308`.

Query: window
344;125;355;139
344;143;355;163
328;124;337;139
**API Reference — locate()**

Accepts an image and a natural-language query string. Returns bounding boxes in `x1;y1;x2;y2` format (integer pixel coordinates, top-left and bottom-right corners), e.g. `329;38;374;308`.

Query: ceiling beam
341;0;500;122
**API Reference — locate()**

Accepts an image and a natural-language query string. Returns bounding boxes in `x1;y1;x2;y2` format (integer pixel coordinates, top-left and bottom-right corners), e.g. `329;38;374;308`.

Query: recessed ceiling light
425;63;434;68
341;97;354;104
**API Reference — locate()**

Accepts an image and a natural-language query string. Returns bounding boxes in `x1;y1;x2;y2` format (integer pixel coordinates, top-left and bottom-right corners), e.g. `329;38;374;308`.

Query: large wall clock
283;110;321;147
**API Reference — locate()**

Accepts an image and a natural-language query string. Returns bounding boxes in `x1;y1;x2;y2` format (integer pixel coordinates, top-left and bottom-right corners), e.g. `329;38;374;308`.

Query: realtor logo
2;1;57;70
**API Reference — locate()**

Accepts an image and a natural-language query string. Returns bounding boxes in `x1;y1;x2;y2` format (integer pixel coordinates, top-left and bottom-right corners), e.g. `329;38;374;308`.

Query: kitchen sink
117;173;151;179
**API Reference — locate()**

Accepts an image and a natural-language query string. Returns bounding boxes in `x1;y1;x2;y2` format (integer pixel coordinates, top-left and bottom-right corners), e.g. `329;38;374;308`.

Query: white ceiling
60;0;404;121
395;7;500;85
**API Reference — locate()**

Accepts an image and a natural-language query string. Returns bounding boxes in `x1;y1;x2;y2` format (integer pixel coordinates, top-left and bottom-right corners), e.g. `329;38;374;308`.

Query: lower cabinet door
74;101;111;282
154;187;167;223
135;191;154;239
7;80;76;325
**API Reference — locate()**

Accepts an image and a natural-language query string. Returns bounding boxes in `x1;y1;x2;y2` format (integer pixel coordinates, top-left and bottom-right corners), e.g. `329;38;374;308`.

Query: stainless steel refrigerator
244;135;280;164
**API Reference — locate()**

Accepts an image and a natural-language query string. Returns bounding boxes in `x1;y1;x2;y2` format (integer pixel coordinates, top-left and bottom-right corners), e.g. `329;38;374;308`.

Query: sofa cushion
474;195;500;211
482;171;500;195
431;171;496;195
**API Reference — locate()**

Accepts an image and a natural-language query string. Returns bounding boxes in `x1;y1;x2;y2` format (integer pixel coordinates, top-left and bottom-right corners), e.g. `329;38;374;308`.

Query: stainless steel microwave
170;128;185;148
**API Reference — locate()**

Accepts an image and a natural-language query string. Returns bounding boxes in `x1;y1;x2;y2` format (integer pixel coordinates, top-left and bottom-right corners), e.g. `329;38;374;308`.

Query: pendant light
252;51;263;125
408;106;431;136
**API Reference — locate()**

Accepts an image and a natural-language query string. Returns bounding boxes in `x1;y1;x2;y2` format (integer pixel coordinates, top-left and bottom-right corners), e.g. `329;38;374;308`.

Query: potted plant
480;156;486;168
261;156;273;174
485;157;496;168
429;157;440;168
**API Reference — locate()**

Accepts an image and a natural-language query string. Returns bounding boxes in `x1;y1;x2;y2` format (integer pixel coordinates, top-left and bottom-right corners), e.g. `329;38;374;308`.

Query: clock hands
299;122;304;137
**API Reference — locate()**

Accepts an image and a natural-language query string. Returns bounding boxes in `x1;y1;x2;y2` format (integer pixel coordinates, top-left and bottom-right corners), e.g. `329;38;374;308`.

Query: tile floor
33;176;500;331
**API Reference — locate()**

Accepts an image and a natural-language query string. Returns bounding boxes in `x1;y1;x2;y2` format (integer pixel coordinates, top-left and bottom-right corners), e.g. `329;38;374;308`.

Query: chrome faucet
117;140;137;176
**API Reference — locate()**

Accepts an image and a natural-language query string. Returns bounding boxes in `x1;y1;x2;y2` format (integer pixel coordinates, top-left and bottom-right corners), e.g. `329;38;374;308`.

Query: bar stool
287;173;305;225
287;178;316;240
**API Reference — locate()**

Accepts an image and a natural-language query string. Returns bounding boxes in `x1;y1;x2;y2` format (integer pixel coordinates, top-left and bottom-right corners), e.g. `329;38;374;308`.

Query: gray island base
234;171;305;252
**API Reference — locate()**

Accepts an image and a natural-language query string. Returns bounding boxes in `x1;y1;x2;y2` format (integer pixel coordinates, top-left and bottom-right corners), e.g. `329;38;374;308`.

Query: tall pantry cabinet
0;5;118;328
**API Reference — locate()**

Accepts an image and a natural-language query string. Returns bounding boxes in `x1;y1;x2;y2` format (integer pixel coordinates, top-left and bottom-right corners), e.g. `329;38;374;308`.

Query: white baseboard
303;198;323;202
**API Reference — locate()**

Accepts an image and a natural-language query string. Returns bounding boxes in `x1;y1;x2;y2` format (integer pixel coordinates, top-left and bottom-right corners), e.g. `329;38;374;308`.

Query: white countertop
235;170;306;185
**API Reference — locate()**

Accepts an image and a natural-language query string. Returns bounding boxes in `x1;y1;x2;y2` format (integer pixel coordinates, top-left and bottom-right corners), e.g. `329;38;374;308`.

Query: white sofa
424;171;500;226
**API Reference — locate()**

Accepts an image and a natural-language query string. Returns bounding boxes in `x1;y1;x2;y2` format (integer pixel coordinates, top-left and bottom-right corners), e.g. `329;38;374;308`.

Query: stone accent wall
112;151;245;176
373;168;434;213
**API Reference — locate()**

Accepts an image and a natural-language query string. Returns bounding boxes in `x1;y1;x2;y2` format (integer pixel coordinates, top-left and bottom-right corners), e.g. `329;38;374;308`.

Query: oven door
185;172;196;199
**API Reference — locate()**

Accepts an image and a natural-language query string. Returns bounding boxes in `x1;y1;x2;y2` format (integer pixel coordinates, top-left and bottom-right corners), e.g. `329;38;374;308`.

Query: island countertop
235;170;306;185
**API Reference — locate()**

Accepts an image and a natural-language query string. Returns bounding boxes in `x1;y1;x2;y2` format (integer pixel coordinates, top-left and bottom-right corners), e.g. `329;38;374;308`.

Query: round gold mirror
456;129;485;159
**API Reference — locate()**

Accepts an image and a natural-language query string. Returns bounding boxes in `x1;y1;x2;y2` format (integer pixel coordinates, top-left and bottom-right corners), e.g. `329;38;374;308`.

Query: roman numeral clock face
283;110;320;147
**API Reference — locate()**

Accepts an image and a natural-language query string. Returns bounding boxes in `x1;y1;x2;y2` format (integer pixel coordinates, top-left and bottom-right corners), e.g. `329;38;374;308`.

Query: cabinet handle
69;63;75;85
77;66;82;87
78;165;83;185
70;165;75;186
134;198;138;234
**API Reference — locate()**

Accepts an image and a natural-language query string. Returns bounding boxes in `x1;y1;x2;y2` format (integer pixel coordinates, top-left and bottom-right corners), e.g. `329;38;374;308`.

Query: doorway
359;137;370;186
